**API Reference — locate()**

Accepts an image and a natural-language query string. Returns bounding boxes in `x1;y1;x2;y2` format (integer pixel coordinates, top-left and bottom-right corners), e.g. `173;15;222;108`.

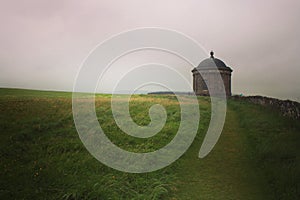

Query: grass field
0;88;299;199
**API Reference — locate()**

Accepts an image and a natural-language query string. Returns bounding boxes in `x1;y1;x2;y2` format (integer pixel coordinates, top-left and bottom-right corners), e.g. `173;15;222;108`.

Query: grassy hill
0;88;299;200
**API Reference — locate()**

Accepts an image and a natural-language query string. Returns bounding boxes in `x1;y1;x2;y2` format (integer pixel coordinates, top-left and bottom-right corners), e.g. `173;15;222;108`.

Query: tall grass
229;99;300;200
0;89;181;199
1;88;299;199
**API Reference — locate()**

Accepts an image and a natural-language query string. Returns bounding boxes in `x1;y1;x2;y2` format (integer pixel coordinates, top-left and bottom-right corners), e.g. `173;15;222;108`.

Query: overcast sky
1;0;299;101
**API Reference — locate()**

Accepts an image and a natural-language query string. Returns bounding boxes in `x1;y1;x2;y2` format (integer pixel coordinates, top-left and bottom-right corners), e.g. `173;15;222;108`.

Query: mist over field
1;1;300;199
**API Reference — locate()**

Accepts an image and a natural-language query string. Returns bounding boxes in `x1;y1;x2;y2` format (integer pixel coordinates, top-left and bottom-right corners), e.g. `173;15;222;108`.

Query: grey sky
0;0;299;100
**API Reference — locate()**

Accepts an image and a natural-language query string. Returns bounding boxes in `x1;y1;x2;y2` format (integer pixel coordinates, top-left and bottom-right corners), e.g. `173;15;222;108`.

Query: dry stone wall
232;95;300;120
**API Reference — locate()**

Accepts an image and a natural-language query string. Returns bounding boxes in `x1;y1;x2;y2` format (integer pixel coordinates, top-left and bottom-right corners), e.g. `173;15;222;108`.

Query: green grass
229;100;300;200
0;88;299;199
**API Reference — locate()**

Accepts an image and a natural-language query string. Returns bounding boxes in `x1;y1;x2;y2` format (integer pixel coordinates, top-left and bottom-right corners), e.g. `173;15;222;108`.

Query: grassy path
1;89;298;199
174;107;271;199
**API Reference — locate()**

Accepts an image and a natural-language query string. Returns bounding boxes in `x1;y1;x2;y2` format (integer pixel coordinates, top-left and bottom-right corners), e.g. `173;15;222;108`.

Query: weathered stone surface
192;51;233;97
231;95;300;120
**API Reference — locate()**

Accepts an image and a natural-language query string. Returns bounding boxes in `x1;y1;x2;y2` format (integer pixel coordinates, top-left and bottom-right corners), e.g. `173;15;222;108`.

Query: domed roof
195;51;232;71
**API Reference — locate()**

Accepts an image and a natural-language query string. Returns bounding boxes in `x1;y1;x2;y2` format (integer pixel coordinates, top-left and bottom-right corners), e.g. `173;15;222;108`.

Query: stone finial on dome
210;51;214;58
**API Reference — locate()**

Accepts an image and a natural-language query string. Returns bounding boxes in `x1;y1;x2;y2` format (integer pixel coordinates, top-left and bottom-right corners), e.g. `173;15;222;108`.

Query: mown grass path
1;89;298;199
174;107;272;200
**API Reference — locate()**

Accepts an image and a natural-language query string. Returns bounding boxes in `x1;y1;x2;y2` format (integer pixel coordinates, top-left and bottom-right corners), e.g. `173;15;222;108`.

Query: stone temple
192;51;233;97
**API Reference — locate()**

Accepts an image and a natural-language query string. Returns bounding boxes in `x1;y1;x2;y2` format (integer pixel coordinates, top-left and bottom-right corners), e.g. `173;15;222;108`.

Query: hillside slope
0;88;299;199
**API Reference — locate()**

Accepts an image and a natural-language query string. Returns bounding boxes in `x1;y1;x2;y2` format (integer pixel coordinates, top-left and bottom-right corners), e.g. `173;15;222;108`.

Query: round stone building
192;51;233;97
